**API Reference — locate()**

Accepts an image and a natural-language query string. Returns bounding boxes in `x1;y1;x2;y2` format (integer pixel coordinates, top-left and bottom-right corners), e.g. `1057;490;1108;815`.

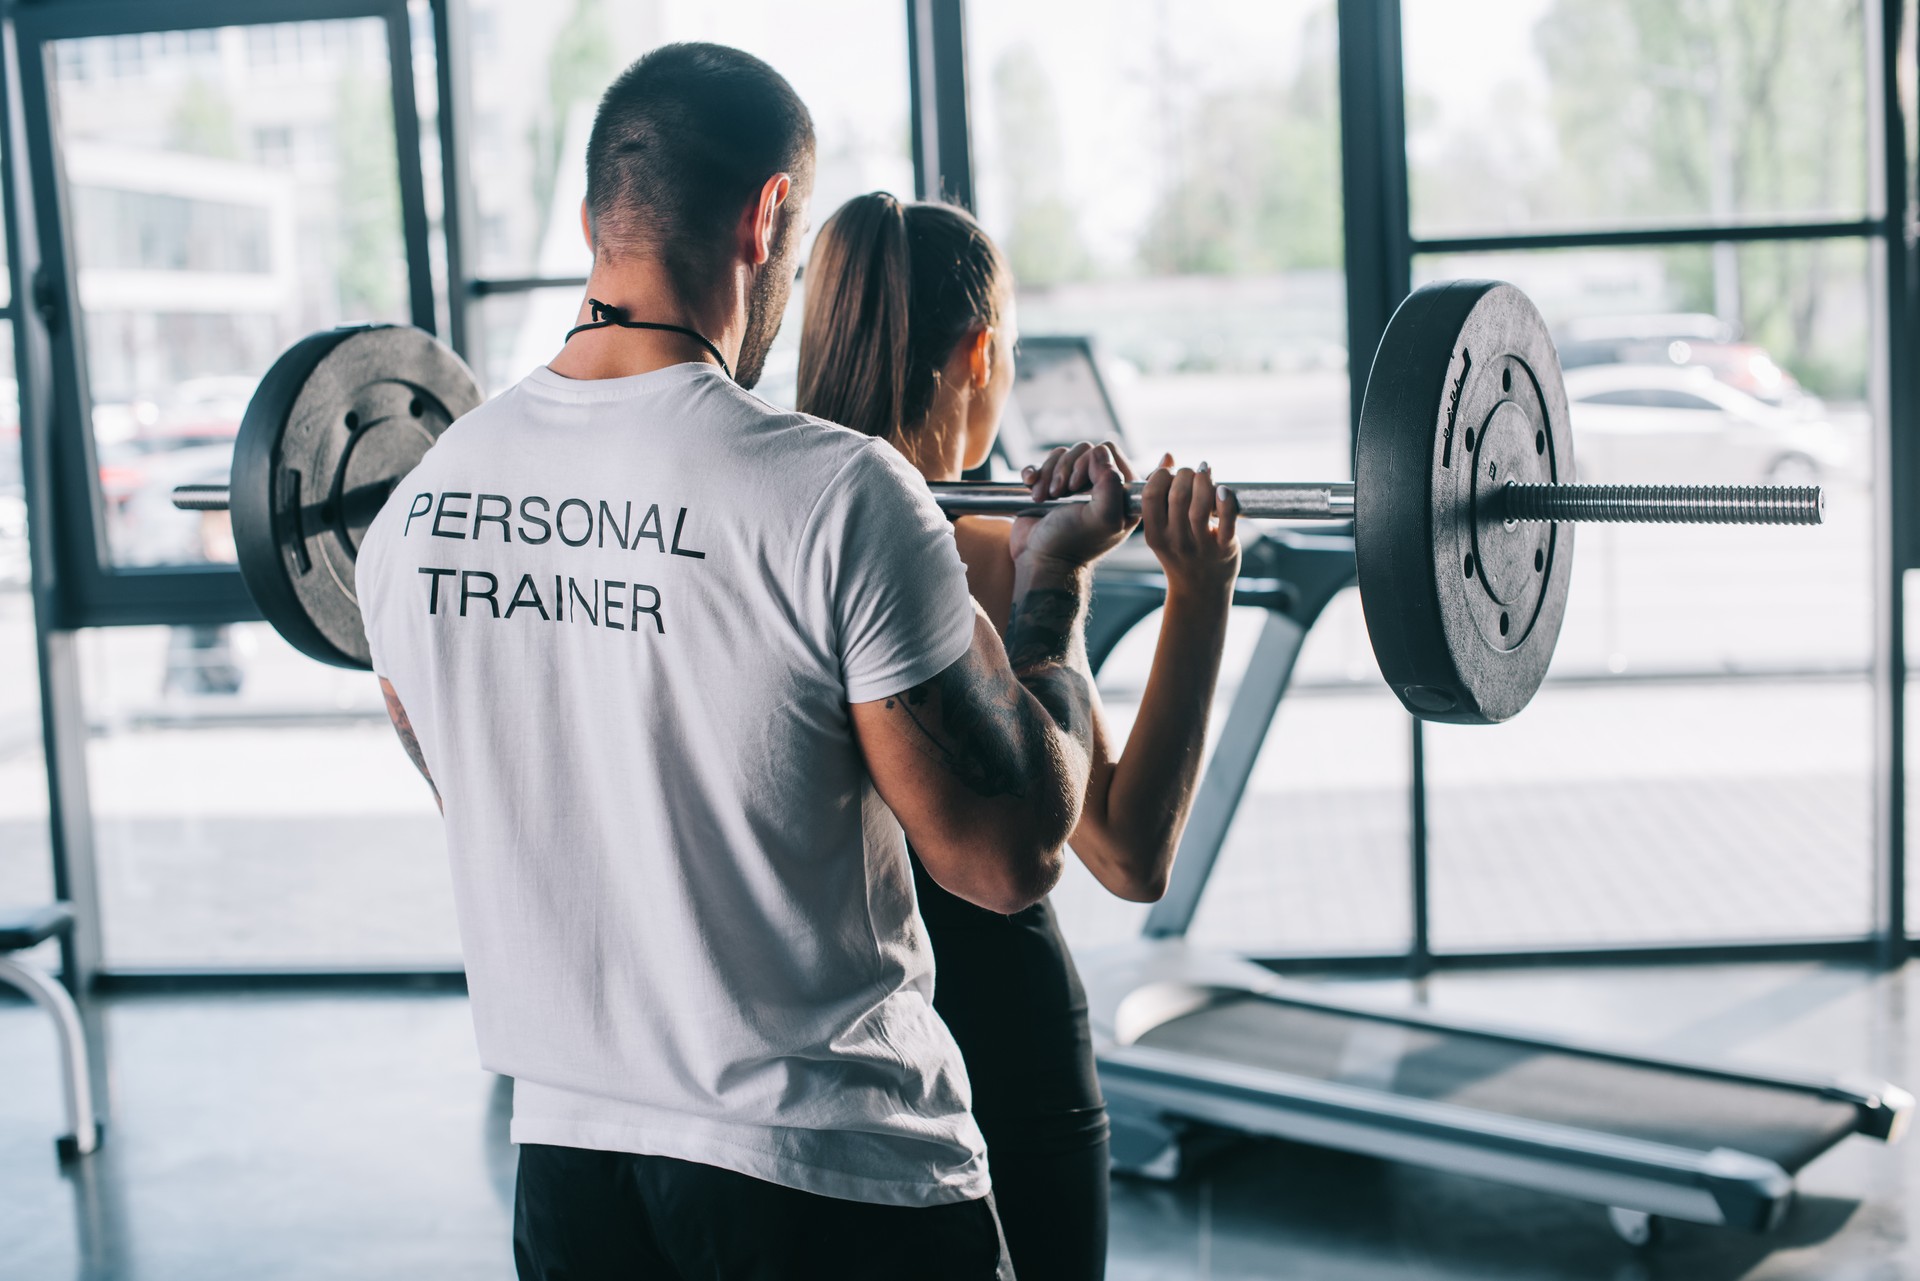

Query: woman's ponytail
796;192;912;440
799;193;1006;458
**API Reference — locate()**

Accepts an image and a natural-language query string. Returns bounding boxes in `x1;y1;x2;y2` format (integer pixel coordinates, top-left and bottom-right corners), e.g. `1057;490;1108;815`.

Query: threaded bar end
1502;482;1824;526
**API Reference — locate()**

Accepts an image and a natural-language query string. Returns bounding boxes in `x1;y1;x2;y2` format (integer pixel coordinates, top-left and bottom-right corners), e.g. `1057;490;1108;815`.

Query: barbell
172;279;1823;725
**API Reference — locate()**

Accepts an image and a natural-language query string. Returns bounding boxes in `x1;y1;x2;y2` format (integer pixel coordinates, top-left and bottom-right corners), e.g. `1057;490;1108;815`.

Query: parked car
100;437;235;566
1562;364;1851;486
1556;313;1813;410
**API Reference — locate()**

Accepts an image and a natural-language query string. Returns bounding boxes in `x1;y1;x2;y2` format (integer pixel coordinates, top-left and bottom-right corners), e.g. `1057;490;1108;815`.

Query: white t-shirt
357;361;988;1206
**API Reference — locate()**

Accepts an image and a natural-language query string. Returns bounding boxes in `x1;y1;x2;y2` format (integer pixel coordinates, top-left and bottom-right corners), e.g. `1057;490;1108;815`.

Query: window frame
14;0;437;630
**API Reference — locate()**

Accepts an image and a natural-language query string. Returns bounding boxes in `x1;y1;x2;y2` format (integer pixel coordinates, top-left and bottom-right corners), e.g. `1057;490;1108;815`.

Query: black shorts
513;1143;1013;1281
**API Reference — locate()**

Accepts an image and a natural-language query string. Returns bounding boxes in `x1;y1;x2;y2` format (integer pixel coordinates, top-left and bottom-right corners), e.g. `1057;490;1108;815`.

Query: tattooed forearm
380;680;442;812
1004;587;1086;671
881;574;1096;799
1006;584;1093;746
885;663;1043;799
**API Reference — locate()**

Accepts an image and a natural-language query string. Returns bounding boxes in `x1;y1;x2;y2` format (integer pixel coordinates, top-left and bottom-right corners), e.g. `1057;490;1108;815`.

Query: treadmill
1073;475;1910;1247
1080;533;1911;1240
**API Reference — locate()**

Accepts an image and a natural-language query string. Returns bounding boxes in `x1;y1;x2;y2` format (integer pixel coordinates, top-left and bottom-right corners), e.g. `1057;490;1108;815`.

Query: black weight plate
230;325;480;669
1354;281;1574;724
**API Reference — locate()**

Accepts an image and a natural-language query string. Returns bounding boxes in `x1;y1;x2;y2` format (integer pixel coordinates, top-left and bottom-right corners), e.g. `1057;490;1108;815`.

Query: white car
1561;364;1852;486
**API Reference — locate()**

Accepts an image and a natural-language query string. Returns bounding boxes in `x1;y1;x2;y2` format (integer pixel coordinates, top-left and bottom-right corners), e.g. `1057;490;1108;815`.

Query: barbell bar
172;478;1826;526
168;279;1830;724
920;480;1824;526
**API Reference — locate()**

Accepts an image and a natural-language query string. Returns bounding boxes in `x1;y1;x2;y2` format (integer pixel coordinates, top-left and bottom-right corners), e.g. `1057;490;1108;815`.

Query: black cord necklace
564;298;732;381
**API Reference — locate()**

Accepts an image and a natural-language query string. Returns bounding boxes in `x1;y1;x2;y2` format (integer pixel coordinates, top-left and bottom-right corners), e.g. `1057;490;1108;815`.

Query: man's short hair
585;43;815;296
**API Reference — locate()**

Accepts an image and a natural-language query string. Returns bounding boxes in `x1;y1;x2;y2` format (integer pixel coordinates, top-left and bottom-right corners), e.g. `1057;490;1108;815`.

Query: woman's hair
796;192;1006;445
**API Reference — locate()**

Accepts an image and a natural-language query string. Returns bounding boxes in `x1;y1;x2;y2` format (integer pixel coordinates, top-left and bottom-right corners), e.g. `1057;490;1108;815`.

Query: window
1416;240;1873;948
52;19;409;569
960;1;1408;955
39;17;450;967
966;0;1348;478
1403;0;1871;238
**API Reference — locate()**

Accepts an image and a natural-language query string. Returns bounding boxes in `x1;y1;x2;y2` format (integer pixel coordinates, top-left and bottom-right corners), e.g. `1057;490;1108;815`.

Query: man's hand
1008;441;1138;569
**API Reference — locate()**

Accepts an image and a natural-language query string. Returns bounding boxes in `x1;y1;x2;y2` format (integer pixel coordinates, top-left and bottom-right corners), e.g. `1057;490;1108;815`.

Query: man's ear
968;326;995;389
747;173;793;266
579;199;592;252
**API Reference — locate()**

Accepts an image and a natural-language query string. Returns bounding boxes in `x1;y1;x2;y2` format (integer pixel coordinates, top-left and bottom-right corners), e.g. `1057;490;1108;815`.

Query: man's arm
379;677;442;813
852;554;1097;914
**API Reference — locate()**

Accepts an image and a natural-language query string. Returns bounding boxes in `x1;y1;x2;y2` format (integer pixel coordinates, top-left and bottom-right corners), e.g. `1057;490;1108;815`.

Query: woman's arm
1065;462;1240;902
948;447;1240;904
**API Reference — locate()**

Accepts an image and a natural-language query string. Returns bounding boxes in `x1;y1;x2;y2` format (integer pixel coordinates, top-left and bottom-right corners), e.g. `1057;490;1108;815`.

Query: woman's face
962;274;1018;472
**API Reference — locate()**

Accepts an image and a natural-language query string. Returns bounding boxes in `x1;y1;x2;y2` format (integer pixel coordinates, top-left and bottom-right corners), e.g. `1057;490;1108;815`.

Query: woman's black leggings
978;1126;1109;1281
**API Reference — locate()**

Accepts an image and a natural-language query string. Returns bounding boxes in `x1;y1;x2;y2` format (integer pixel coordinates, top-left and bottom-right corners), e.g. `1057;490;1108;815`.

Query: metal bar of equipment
173;479;1828;528
928;481;1355;520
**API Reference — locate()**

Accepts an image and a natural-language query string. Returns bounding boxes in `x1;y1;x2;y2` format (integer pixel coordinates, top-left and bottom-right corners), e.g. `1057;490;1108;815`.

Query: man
356;42;1130;1280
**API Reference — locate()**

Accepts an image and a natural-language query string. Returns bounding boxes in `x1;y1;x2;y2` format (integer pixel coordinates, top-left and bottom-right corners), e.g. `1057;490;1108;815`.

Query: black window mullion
906;0;972;209
383;1;435;336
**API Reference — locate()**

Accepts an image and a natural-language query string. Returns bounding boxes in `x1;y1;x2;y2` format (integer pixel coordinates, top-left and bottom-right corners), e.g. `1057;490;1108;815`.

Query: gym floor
1;961;1911;1281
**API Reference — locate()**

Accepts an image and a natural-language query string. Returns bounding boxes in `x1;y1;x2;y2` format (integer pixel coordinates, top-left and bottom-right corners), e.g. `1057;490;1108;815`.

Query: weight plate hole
409;397;424;417
1499;612;1510;636
345;411;359;430
1464;428;1475;451
1534;548;1544;572
1535;430;1545;455
1464;554;1474;578
1502;368;1512;392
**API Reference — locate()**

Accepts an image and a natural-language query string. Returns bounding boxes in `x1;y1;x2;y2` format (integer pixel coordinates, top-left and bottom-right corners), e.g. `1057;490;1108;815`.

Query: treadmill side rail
1100;1043;1797;1232
1088;946;1913;1149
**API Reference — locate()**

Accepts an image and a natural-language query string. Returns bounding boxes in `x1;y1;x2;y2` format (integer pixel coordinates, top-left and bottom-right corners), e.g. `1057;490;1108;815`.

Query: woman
796;193;1239;1280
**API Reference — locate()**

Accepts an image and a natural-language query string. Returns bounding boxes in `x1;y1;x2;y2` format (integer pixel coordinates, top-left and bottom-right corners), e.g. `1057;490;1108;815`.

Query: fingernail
1199;460;1211;473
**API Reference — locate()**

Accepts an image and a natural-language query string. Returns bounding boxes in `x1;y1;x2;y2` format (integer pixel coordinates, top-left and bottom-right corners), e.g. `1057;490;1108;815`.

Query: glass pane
965;1;1372;954
81;622;459;967
0;322;56;966
1417;242;1873;948
966;1;1347;476
462;0;913;396
1404;1;1872;239
52;20;409;568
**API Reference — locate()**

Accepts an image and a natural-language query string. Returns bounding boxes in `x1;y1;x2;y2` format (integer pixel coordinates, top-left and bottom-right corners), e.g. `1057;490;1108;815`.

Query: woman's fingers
1215;485;1240;547
1165;467;1196;552
1189;462;1217;539
1140;466;1173;548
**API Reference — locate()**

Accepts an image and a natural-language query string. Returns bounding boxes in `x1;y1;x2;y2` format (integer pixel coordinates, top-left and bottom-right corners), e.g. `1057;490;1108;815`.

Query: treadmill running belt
1130;996;1862;1172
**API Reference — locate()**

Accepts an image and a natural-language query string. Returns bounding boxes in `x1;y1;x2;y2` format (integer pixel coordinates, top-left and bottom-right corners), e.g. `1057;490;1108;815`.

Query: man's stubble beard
733;230;801;390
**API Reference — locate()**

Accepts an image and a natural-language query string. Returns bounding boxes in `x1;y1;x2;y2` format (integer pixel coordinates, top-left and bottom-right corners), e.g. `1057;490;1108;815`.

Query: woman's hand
1141;460;1240;598
1008;441;1139;571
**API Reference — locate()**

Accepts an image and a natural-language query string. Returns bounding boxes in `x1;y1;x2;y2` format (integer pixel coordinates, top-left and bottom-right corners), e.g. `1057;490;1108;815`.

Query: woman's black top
909;852;1108;1153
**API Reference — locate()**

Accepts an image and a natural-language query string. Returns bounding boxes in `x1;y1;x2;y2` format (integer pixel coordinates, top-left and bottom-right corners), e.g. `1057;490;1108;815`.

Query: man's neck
547;258;743;381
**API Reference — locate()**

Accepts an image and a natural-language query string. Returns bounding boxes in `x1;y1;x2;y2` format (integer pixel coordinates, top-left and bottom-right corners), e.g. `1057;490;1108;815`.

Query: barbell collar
1501;482;1824;526
172;483;232;512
